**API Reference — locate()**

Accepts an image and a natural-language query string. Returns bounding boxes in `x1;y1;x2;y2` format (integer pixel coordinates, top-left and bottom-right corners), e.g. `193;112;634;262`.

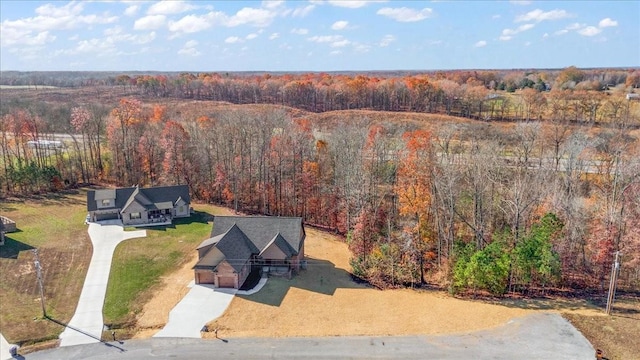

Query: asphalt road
23;313;594;360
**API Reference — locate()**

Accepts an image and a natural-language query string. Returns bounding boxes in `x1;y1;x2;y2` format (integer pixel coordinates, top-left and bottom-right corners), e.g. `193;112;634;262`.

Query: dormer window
102;199;110;206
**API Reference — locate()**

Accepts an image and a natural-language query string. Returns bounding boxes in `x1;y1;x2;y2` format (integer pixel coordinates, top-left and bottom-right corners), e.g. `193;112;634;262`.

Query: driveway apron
59;221;146;347
153;285;236;338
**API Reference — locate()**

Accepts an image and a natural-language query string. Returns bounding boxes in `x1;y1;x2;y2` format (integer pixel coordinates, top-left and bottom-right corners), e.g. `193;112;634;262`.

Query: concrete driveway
153;284;237;338
58;220;146;347
1;333;15;360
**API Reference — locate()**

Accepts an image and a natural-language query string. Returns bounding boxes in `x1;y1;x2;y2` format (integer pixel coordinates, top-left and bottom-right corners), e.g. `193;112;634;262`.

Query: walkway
58;221;146;347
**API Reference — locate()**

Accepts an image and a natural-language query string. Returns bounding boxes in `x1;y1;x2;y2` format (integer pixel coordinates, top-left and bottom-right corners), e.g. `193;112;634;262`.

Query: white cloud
226;7;277;27
103;26;157;45
499;23;535;40
0;2;118;47
566;23;584;30
225;36;242;44
147;1;196;15
263;1;285;9
327;1;386;9
377;7;433;22
134;15;166;30
379;34;395;47
292;4;315;17
291;28;309;35
331;39;351;47
168;12;223;34
354;43;371;53
269;32;279;40
331;20;349;30
308;35;343;43
124;5;140;17
515;9;572;23
246;33;258;39
474;40;487;48
330;50;342;55
578;26;601;37
599;18;618;28
178;39;200;56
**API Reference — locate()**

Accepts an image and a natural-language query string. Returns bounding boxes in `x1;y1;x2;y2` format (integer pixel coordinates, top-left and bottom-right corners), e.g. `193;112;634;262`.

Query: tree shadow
238;256;366;307
471;293;602;312
0;235;34;259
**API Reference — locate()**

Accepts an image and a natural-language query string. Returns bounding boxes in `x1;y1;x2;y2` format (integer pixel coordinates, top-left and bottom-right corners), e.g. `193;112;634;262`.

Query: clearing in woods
136;227;594;339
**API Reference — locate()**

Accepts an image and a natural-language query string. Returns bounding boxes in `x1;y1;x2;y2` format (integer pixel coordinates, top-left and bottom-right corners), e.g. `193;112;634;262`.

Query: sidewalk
0;333;15;360
58;221;146;347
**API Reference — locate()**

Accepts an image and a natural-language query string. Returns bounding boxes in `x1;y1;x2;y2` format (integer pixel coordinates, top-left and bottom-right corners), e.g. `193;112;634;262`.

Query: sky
1;0;639;72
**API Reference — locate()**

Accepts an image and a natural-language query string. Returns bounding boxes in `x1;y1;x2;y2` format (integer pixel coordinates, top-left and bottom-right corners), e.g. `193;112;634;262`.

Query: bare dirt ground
134;226;607;340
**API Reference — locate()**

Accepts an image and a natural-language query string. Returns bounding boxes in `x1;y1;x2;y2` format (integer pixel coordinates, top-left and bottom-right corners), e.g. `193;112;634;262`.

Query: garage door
95;212;119;221
218;276;236;288
196;271;216;284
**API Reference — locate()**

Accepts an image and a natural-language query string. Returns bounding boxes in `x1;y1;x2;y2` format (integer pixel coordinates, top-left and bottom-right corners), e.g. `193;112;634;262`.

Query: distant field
0;85;59;89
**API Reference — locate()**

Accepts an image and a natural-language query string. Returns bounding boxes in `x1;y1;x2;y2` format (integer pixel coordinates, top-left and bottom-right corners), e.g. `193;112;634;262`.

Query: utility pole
605;251;621;315
33;249;47;318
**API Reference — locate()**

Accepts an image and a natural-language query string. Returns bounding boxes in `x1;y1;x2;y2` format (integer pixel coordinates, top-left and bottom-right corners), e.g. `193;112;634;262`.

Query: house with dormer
86;185;190;226
193;216;305;289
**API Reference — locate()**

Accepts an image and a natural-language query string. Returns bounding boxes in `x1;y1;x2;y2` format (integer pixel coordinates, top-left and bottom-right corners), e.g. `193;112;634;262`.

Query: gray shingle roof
259;233;297;258
87;185;190;212
214;224;258;272
211;216;304;255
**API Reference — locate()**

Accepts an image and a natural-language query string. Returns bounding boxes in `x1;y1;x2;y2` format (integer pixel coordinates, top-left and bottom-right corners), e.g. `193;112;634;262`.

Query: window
130;212;141;220
101;199;110;206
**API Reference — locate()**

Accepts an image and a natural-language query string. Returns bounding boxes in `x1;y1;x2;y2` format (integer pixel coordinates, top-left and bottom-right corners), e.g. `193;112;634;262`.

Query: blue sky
1;0;638;72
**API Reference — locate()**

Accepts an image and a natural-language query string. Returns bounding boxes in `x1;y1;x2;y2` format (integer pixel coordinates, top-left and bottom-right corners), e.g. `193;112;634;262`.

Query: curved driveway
59;221;146;347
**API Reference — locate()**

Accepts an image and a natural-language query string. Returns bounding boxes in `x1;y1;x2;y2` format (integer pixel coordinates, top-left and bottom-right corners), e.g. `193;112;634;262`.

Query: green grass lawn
103;205;232;328
0;191;232;347
0;191;90;346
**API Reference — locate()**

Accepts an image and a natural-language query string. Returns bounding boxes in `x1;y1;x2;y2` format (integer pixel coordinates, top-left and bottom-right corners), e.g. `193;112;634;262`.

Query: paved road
58;221;146;347
27;313;594;359
153;285;236;338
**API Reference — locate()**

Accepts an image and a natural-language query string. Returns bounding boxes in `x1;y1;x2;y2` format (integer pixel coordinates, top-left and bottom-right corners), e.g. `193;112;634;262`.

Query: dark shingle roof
211;216;304;255
87;185;190;212
260;233;297;258
214;224;259;272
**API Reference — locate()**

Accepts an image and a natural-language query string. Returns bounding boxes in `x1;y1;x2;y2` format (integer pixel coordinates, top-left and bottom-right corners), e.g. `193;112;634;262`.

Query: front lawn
0;191;90;347
103;205;232;329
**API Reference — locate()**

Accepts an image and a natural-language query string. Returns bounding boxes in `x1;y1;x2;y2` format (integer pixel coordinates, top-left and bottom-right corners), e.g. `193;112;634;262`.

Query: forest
1;66;639;296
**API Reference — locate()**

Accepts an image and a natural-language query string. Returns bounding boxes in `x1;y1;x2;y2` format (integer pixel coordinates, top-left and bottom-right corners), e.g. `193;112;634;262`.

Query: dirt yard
133;226;568;338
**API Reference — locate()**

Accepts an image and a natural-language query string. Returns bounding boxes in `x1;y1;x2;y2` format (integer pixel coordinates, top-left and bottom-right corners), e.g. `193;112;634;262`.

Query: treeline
2;67;640;124
123;67;640;124
1;97;638;295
